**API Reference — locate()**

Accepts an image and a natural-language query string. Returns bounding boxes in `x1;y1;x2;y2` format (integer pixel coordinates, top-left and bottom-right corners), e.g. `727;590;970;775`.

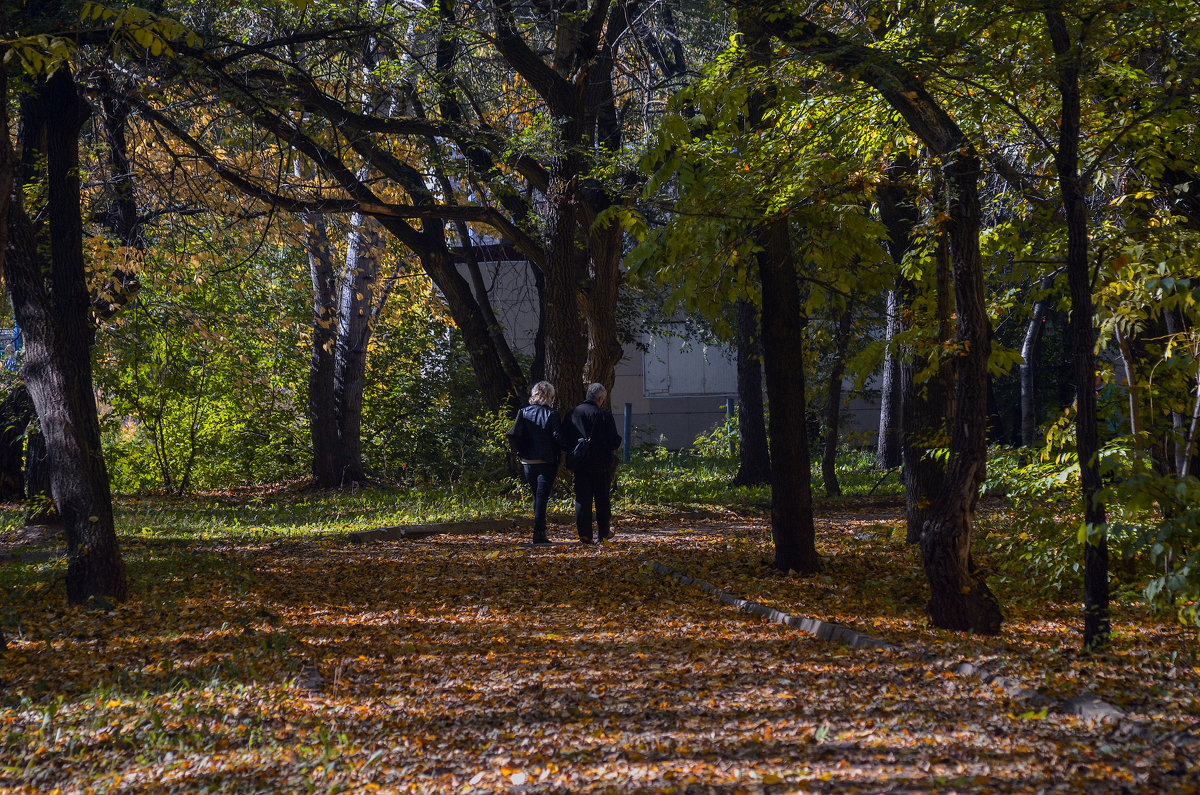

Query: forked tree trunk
733;299;771;486
5;70;126;603
331;212;381;484
822;300;854;497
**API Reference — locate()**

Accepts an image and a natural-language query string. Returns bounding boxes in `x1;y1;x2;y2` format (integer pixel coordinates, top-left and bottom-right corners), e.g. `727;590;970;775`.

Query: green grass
0;448;894;557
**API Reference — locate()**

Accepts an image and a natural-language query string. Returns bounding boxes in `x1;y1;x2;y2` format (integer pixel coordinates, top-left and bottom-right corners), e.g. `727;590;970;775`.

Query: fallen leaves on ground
1;505;1197;793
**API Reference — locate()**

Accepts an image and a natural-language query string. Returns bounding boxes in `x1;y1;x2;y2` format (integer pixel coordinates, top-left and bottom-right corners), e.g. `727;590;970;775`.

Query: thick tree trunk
877;289;904;469
1045;9;1108;649
918;152;1003;634
739;16;818;573
581;204;625;396
298;195;344;487
758;219;819;573
5;71;126;603
541;161;589;410
733;299;771;485
822;301;854;497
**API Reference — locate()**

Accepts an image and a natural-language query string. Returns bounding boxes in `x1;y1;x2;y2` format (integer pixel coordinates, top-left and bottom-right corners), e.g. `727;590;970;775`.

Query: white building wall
457;256;878;450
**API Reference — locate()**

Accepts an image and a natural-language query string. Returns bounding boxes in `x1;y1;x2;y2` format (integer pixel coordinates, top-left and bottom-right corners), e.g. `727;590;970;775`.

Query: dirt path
2;519;1196;793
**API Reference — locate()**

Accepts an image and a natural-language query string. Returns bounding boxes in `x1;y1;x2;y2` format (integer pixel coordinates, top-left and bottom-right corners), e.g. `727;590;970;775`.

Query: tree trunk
758;218;819;573
1020;279;1051;447
903;222;954;543
1046;9;1108;649
822;300;854;497
541;160;589;410
4;70;126;603
740;16;818;573
877;152;947;544
918;151;1003;634
297;187;344;487
331;211;380;485
733;299;771;485
581;201;625;396
877;288;904;469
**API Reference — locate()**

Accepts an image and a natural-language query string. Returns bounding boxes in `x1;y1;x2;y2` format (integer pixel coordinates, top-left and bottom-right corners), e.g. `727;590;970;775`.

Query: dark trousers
573;468;612;541
522;463;557;542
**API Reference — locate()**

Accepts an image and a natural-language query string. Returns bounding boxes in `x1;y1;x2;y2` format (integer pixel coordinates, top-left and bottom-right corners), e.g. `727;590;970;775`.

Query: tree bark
1020;279;1052;447
5;70;126;603
749;2;1002;631
822;300;854;497
739;14;818;573
1046;8;1109;649
918;151;1002;634
877;152;947;544
877;288;904;469
733;299;771;486
758;219;820;573
330;211;380;484
0;59;19;504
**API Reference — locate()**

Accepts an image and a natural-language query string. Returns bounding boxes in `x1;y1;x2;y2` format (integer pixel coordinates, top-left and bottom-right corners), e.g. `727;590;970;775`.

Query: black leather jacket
515;403;561;464
557;400;622;472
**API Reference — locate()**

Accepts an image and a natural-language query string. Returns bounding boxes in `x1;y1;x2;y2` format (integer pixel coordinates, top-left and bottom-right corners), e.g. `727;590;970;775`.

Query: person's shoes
599;528;614;542
577;537;593;544
532;537;552;545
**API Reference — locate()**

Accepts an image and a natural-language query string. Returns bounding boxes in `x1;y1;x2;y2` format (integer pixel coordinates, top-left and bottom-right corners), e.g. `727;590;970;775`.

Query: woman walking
508;381;562;544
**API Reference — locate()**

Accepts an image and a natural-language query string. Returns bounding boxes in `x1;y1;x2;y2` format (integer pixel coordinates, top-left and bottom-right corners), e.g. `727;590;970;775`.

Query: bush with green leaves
96;244;310;493
985;436;1200;624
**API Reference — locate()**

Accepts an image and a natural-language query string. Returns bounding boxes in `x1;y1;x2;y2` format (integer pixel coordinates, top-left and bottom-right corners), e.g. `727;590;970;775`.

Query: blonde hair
529;381;556;406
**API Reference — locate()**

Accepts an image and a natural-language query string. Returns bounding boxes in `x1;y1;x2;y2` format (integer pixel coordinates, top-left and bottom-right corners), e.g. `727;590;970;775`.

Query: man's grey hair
585;382;607;403
529;380;555;406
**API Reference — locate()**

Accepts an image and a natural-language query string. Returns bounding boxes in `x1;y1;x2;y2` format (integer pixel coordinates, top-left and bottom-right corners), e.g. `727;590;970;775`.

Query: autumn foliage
2;490;1196;793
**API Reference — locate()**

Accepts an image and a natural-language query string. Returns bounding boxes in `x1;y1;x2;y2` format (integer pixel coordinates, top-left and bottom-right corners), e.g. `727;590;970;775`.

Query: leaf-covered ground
2;501;1198;793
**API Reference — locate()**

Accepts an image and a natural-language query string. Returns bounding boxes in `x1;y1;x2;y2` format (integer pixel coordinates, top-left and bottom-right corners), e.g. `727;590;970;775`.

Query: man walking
558;383;622;544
